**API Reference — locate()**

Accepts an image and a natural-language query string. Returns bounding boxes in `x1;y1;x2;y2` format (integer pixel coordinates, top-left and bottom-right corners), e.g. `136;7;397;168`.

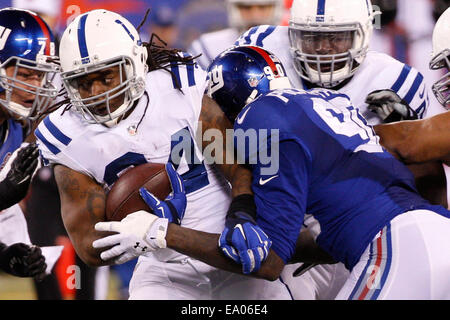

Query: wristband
145;218;169;249
227;194;257;220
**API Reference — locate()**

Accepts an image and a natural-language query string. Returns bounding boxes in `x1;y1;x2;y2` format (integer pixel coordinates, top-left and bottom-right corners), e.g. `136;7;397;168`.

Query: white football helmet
226;0;284;31
289;0;380;88
430;7;450;109
59;9;148;127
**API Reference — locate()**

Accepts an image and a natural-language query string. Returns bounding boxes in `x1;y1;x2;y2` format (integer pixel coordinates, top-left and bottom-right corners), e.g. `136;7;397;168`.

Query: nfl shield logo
128;125;137;136
248;77;259;88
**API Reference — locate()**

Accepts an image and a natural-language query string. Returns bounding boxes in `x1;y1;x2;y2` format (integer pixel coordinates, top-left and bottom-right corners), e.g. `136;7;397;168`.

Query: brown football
105;163;171;221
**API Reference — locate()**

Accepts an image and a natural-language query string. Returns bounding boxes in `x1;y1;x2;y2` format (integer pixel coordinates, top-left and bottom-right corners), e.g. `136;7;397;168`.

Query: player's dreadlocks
142;33;198;91
138;9;199;92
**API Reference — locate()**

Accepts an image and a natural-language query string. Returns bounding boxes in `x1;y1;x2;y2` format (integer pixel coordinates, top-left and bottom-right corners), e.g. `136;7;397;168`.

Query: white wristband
145;218;169;250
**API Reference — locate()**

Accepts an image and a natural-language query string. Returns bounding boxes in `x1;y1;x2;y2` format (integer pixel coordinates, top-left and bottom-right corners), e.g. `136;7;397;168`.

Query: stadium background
0;0;447;300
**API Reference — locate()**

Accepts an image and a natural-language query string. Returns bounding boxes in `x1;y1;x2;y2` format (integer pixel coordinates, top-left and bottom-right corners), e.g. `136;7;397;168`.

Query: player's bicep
54;165;109;265
54;165;105;214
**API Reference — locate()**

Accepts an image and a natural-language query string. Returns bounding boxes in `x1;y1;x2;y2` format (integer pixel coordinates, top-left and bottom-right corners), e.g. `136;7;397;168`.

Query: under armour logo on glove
93;211;169;265
133;242;148;252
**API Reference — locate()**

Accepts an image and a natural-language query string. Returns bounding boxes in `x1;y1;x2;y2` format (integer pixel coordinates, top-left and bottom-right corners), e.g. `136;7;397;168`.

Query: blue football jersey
234;88;450;270
0;119;24;169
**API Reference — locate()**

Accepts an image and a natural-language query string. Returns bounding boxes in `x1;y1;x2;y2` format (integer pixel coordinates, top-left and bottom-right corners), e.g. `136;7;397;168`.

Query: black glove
0;143;39;210
366;89;419;123
0;243;47;279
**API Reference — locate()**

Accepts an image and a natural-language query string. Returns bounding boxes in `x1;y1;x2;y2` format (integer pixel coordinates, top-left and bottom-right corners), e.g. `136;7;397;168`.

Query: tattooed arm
165;223;285;281
54;164;114;266
199;94;253;197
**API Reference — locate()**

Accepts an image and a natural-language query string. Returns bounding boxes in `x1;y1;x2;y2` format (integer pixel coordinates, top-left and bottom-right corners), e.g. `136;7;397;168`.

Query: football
105;163;172;221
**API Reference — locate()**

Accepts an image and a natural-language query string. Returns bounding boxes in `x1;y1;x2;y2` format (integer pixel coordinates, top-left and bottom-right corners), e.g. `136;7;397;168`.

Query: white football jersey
35;64;231;261
235;25;439;125
188;28;240;70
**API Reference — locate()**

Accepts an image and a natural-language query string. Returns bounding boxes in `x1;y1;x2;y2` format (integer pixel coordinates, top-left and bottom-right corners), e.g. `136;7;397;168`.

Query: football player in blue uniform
0;8;59;280
212;46;450;299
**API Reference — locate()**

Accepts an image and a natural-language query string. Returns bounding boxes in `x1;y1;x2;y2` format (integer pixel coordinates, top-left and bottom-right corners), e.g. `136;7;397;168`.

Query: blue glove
139;163;186;224
218;212;272;274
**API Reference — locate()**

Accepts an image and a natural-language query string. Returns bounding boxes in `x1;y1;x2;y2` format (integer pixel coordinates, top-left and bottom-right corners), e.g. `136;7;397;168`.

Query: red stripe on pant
358;229;384;300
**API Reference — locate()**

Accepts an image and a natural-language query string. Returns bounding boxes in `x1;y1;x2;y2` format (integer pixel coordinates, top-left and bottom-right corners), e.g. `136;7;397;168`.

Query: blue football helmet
207;45;291;122
0;8;59;121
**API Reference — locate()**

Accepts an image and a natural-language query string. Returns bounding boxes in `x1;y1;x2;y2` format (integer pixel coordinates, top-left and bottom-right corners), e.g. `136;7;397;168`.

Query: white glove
93;210;169;265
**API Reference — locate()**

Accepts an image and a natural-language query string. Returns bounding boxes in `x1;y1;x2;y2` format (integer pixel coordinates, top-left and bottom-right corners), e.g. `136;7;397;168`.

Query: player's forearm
230;165;253;197
165;224;284;281
374;112;450;164
60;201;113;267
61;207;113;267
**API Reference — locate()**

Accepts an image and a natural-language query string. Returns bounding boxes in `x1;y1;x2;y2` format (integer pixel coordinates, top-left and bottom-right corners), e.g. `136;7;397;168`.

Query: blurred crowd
0;0;449;300
0;0;446;83
2;0;447;86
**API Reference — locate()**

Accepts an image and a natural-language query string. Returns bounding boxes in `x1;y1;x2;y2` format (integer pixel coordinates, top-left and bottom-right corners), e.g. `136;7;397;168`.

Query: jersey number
169;127;209;194
269;89;384;154
103;128;210;194
312;100;384;154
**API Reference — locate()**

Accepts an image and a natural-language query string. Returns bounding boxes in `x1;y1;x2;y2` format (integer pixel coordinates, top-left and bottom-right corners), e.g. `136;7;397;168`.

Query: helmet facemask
0;55;59;121
61;56;145;127
430;49;450;109
289;21;369;88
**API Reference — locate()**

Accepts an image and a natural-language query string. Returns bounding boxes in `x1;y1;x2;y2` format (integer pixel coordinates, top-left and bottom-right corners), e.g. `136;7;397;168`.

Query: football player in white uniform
374;7;450;167
188;0;284;70
231;0;448;300
35;9;292;300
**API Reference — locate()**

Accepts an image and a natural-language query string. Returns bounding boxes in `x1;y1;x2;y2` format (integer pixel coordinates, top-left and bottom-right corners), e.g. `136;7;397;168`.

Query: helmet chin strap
7;100;31;118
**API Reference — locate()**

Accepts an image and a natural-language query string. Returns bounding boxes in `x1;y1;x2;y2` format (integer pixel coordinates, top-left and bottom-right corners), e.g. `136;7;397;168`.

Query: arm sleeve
0;178;20;210
251;139;310;263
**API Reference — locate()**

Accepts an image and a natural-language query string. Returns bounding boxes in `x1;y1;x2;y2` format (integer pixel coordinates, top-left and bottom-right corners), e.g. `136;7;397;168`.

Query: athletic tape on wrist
146;218;169;249
227;194;257;220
